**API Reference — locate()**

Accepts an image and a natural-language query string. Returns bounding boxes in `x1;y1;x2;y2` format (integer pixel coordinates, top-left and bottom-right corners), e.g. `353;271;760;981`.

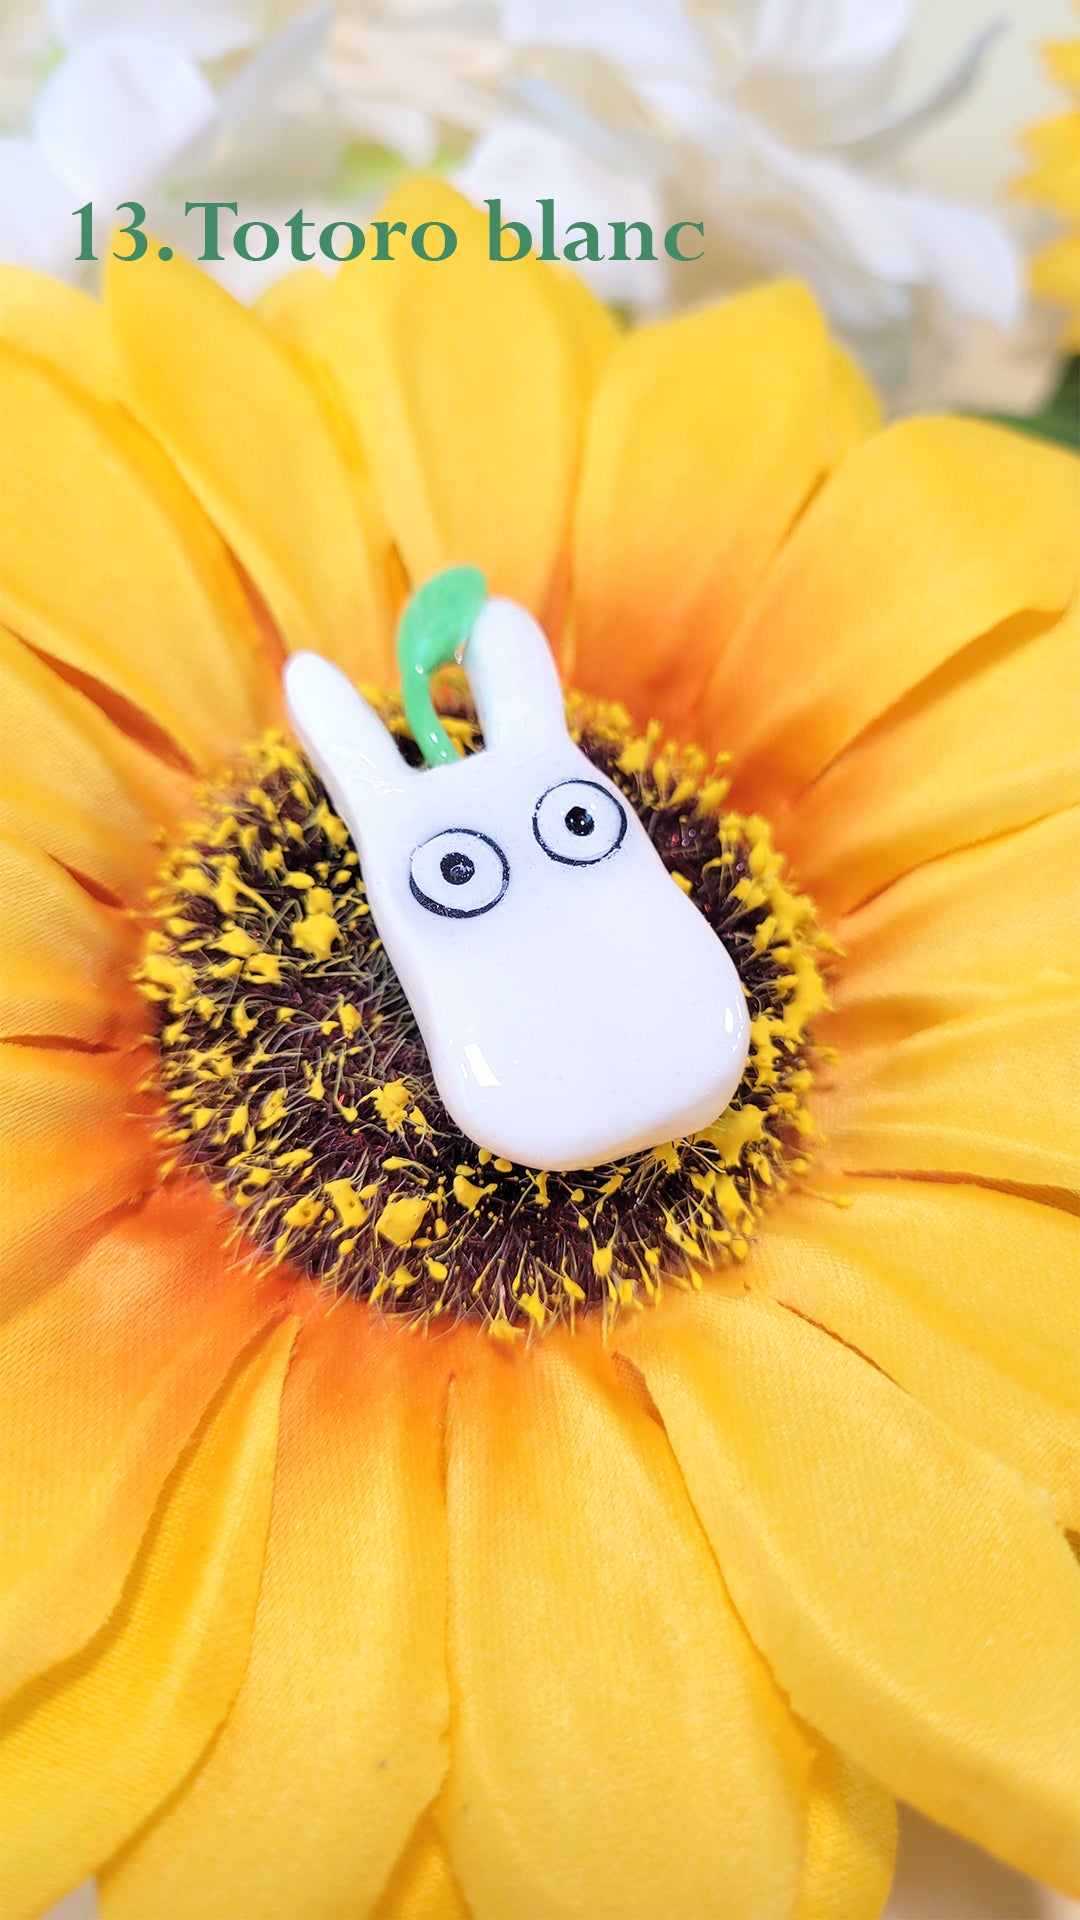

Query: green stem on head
397;566;488;766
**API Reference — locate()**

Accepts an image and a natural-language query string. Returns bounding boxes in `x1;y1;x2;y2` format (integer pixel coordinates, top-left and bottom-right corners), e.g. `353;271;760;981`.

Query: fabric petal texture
0;1046;157;1323
623;1292;1080;1888
1;1317;296;1920
103;1310;452;1920
707;418;1079;814
327;181;606;635
442;1337;810;1920
0;341;269;767
570;280;878;731
750;1177;1080;1531
0;182;1077;1918
0;1185;291;1699
105;247;394;685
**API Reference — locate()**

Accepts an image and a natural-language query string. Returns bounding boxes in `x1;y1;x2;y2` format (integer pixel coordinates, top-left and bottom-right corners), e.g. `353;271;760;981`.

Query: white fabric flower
457;0;1022;400
0;2;337;292
0;0;1027;401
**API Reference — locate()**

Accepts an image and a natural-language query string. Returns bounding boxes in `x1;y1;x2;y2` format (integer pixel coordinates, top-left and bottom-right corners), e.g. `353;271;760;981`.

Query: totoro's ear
465;599;568;753
284;653;413;831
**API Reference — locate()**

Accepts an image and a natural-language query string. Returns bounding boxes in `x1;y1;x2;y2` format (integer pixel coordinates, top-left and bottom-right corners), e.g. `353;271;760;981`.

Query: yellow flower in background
1016;23;1080;349
0;182;1078;1920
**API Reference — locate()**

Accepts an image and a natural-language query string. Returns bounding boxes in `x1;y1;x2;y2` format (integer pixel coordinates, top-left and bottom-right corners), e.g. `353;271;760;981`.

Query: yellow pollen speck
616;736;650;775
376;1195;430;1246
313;800;349;847
290;912;341;960
488;1317;524;1344
277;1147;312;1169
258;1087;289;1129
704;1103;765;1162
339;1001;362;1037
284;1195;323;1229
671;871;693;894
325;1179;368;1228
453;1173;494;1211
373;1080;411;1130
245;953;281;985
215;927;259;959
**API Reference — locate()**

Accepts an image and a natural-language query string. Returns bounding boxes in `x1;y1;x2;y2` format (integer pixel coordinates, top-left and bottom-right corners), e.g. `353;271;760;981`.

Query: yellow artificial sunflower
1;181;1078;1920
1015;17;1080;349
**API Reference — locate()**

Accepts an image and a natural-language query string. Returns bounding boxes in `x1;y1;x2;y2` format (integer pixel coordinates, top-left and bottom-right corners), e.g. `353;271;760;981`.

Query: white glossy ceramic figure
284;569;750;1172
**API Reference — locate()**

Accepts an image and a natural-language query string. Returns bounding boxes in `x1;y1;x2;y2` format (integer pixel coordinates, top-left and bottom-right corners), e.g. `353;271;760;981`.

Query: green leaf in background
973;356;1080;451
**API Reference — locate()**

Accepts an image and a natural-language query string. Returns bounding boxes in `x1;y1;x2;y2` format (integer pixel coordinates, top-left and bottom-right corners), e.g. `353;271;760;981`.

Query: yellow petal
547;261;622;388
0;265;118;398
825;341;882;458
442;1336;809;1920
749;1177;1080;1529
571;282;872;732
785;600;1079;917
1042;38;1080;91
1016;109;1080;215
0;1045;156;1322
819;989;1079;1192
0;344;270;768
103;1306;451;1920
0;1317;296;1920
0;1185;289;1698
0;833;139;1046
371;1811;471;1920
107;250;393;682
0;628;188;901
624;1291;1080;1890
1031;232;1080;349
830;809;1080;1052
797;1740;896;1920
328;181;600;632
707;419;1079;814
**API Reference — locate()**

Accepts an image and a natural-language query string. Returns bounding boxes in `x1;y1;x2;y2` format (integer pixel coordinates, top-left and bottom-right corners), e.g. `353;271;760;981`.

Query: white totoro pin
284;567;750;1173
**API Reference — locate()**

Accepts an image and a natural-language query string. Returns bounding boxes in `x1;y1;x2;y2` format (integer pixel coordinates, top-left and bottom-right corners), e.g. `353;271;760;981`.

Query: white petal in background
0;26;220;276
500;0;710;83
34;1811;1080;1919
0;137;76;274
32;29;217;203
458;118;670;309
0;0;1072;409
47;0;263;61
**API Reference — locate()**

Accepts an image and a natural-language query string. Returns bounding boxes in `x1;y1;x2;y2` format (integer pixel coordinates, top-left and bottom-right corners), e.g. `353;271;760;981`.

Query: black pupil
565;805;594;838
440;850;475;887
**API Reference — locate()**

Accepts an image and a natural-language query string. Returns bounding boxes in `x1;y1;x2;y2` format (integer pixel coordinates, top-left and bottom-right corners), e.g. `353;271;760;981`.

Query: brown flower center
136;683;832;1333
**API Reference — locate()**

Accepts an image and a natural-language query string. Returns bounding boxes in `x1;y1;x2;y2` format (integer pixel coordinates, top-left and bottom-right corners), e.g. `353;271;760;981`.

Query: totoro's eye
533;779;626;866
410;829;509;918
